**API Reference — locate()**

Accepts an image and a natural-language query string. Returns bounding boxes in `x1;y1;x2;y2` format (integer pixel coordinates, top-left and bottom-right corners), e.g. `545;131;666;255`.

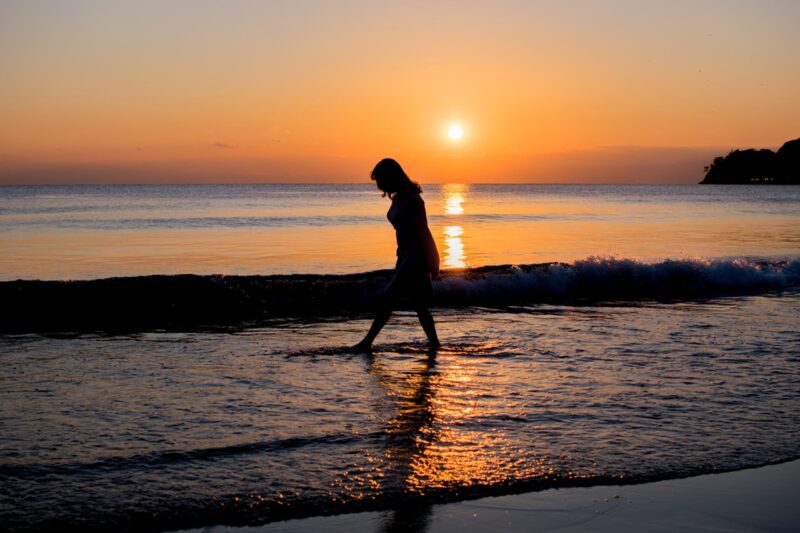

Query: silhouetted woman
355;158;440;350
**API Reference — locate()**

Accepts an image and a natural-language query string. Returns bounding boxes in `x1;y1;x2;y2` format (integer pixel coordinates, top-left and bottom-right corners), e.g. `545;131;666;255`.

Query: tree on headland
700;137;800;184
776;138;800;181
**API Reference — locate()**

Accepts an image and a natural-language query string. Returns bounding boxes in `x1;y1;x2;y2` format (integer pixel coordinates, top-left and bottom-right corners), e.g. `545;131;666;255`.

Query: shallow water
2;291;799;531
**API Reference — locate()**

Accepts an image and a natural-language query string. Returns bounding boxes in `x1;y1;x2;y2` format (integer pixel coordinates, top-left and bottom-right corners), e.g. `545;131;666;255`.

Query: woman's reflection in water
366;347;438;533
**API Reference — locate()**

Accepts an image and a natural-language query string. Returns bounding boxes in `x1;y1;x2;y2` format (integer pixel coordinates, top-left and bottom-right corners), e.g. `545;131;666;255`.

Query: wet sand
180;459;800;532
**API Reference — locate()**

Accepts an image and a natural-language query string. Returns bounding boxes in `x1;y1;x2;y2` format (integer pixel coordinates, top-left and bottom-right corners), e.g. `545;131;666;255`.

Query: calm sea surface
1;184;799;531
1;184;799;280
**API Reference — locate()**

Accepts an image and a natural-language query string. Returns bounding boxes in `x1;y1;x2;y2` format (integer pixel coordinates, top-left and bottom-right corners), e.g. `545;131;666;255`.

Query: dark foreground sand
180;459;800;532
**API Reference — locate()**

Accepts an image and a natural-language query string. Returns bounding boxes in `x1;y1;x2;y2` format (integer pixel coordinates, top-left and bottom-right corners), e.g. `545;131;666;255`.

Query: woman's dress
385;190;439;305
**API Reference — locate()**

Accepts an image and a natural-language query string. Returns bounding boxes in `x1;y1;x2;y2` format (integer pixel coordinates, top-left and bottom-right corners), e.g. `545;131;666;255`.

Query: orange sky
1;1;799;184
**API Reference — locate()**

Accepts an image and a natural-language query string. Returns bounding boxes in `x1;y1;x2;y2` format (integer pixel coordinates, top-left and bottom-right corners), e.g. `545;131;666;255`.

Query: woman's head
371;158;422;198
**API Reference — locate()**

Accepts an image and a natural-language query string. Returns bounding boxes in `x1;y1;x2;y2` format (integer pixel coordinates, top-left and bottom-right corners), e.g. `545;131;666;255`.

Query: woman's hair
370;158;422;198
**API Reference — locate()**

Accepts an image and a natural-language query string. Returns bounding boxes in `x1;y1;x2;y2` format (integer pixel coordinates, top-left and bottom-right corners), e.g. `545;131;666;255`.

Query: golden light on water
442;184;468;268
366;346;560;501
444;226;466;269
444;190;465;215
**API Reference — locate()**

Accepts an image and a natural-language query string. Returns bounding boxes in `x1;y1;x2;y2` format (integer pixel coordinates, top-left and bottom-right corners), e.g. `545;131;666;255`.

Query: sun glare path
444;193;465;215
442;184;468;268
444;226;466;269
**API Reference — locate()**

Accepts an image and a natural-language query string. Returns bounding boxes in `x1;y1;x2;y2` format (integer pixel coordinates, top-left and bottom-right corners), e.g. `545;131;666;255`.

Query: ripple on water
1;294;800;530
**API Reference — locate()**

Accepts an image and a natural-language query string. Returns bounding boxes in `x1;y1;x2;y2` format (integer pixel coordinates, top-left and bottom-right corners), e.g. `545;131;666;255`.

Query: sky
1;0;799;184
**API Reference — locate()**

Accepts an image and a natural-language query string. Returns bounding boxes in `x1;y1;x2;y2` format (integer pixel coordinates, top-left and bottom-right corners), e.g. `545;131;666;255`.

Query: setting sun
448;124;464;140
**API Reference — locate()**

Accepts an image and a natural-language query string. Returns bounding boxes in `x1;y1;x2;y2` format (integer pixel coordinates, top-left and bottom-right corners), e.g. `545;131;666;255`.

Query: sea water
1;184;799;531
1;183;799;280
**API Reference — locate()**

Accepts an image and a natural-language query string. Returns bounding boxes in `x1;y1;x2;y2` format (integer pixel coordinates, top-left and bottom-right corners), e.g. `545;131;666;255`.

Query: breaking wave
436;256;800;304
1;256;798;332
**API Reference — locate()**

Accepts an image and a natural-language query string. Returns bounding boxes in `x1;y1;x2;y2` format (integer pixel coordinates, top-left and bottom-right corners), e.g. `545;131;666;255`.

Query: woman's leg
355;279;399;350
355;305;392;350
416;306;440;348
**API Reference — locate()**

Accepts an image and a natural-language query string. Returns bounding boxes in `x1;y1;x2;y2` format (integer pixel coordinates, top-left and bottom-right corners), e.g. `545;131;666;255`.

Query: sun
448;124;464;140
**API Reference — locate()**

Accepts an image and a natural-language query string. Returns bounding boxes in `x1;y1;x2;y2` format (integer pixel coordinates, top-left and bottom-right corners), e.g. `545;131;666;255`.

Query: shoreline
178;459;800;532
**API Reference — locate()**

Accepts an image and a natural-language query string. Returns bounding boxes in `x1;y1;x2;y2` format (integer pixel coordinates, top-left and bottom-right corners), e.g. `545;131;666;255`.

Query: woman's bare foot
351;340;373;353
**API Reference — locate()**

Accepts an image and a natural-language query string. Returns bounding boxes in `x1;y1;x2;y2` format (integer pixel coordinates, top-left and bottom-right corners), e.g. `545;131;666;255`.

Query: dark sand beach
179;460;799;532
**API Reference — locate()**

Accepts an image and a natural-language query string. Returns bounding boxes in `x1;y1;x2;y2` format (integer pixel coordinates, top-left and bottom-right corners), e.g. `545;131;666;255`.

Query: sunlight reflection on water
442;184;468;268
443;226;465;269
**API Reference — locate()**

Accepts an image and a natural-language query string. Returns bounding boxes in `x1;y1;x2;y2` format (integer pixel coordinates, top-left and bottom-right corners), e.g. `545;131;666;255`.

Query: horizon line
0;181;708;187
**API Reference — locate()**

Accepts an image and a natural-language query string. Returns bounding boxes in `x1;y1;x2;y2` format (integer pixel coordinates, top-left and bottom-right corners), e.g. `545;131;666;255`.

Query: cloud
213;142;233;149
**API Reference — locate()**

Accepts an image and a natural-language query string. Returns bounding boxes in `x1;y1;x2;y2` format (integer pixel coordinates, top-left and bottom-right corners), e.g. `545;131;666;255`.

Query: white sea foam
434;257;800;304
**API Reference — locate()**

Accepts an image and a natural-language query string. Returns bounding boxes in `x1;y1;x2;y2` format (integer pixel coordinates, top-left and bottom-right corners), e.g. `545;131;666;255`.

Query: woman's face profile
373;174;391;194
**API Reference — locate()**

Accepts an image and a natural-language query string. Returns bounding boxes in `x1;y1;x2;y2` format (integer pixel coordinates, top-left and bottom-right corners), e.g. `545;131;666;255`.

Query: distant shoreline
700;137;799;184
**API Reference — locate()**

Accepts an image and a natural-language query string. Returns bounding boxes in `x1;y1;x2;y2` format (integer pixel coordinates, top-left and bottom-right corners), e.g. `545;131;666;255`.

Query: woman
354;158;441;350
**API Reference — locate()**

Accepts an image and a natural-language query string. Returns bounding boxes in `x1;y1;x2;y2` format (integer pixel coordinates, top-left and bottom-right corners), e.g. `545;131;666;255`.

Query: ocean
1;184;799;531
